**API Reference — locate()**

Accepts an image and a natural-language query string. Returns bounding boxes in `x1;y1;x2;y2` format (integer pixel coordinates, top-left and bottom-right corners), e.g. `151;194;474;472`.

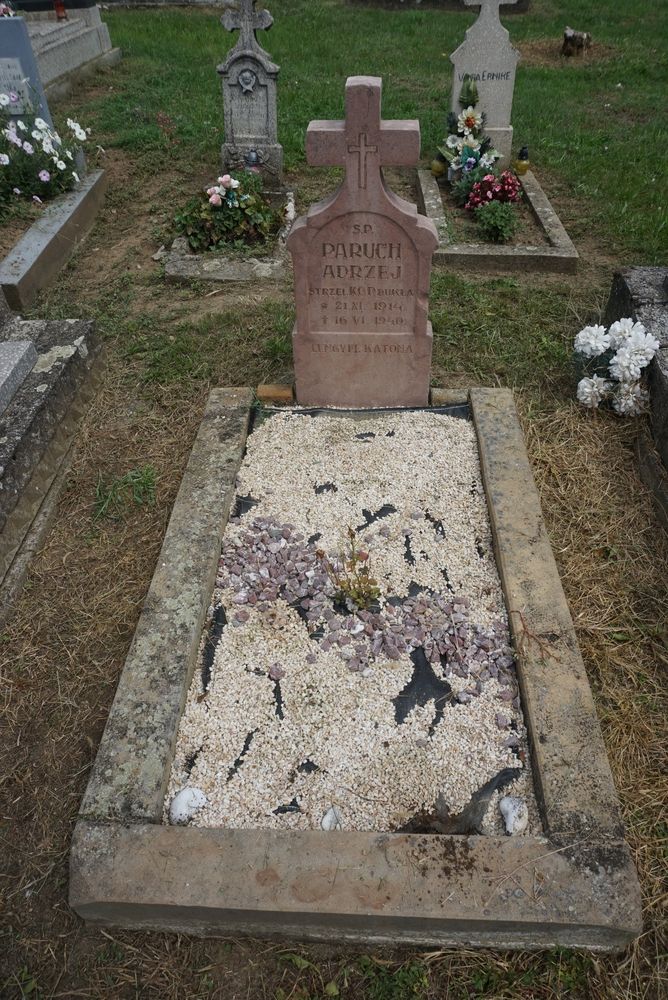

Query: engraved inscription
308;213;417;334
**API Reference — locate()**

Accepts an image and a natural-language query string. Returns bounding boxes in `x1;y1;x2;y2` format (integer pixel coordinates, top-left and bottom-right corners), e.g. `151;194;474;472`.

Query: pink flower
38;169;50;182
219;174;232;189
206;186;216;196
208;192;222;206
9;91;18;103
22;141;33;154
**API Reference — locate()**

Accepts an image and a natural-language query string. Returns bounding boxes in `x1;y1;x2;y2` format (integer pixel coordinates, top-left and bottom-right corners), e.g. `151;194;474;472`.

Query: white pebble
499;795;528;835
321;805;344;830
169;787;208;825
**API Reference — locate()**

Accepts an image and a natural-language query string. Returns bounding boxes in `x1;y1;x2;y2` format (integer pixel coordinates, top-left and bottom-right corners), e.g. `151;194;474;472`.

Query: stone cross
463;0;518;20
218;0;282;179
450;0;520;166
222;0;273;53
307;82;419;197
287;77;439;408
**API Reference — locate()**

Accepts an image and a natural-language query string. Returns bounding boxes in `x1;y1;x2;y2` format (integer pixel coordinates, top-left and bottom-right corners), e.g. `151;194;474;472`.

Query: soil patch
440;181;550;247
517;38;619;69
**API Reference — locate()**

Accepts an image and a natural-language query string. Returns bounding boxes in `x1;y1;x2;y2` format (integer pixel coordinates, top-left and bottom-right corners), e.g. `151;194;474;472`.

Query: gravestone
218;0;282;180
0;16;53;126
287;77;438;408
450;0;520;166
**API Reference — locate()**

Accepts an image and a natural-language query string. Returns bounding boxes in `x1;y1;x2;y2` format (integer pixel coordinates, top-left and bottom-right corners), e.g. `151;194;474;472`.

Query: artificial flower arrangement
574;318;660;416
436;75;499;177
1;91;88;212
432;75;523;244
173;170;282;253
0;1;15;15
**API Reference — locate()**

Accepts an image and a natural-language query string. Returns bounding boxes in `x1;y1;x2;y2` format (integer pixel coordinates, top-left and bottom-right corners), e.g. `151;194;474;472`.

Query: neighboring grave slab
0;15;53;126
0;340;37;413
287;76;438;408
450;0;520;166
218;0;282;180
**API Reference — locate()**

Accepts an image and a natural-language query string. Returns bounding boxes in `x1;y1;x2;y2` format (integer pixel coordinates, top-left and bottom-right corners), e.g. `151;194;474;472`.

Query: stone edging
0;169;108;311
69;388;641;950
417;169;579;274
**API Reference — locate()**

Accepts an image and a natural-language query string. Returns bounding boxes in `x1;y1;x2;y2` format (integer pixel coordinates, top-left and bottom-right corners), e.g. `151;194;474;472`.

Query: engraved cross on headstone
306;77;420;200
222;0;273;52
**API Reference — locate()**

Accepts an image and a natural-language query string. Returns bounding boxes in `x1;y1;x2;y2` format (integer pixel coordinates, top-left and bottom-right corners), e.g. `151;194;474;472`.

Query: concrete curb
417;169;579;275
0;169;108;310
70;388;641;950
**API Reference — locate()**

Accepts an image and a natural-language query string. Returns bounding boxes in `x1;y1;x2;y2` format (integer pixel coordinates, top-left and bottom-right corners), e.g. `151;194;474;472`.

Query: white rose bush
574;318;660;416
0;92;89;213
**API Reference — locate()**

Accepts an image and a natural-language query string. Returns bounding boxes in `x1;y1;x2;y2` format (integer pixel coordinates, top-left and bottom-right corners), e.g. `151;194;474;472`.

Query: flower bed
165;176;295;287
166;409;538;835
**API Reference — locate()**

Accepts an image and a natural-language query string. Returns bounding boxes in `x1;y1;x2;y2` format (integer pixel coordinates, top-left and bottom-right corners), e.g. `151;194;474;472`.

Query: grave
18;1;120;101
0;303;100;624
218;0;282;181
449;0;520;167
416;0;578;274
0;15;108;308
70;78;641;951
288;76;438;407
603;267;668;533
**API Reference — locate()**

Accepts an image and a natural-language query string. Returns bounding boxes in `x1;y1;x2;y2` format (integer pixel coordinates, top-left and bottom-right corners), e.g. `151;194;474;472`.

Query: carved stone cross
287;76;438;408
222;0;273;52
306;77;420;200
463;0;518;18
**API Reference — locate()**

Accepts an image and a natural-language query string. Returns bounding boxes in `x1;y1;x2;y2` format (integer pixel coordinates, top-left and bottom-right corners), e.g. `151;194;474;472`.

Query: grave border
0;169;108;311
69;387;641;950
417;169;579;274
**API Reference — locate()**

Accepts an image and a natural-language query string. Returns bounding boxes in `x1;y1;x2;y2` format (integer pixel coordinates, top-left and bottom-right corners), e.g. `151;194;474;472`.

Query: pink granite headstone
287;76;438;407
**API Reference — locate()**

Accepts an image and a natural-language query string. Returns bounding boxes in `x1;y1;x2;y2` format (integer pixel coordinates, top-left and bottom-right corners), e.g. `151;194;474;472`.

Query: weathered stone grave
288;76;438;407
218;0;282;181
450;0;520;166
0;300;100;623
21;1;120;102
70;78;641;951
0;15;108;309
604;266;668;533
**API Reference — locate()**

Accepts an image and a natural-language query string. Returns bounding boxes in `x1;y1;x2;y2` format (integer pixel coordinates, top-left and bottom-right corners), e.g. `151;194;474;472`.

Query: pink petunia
39;169;50;182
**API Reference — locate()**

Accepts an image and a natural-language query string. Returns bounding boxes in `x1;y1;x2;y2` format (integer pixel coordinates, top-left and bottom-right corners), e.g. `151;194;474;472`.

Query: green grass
60;0;668;263
93;465;157;521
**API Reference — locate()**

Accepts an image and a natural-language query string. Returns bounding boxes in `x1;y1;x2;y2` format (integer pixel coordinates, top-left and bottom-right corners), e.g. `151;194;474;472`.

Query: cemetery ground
1;0;667;997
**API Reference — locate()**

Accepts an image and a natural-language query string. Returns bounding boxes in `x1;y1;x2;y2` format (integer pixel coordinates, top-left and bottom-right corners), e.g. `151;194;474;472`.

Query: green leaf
280;952;314;971
324;982;339;996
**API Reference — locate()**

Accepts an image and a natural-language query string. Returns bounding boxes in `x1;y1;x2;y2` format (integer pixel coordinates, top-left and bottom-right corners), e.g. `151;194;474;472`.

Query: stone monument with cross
450;0;520;166
217;0;282;181
287;76;438;408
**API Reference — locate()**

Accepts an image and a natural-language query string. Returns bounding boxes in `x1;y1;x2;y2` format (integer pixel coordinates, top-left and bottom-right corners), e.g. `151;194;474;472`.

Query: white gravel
166;409;539;834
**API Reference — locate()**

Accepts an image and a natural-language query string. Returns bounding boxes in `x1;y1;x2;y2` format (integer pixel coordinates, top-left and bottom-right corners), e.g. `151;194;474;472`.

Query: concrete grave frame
0;170;108;311
70;387;641;949
417;169;578;274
